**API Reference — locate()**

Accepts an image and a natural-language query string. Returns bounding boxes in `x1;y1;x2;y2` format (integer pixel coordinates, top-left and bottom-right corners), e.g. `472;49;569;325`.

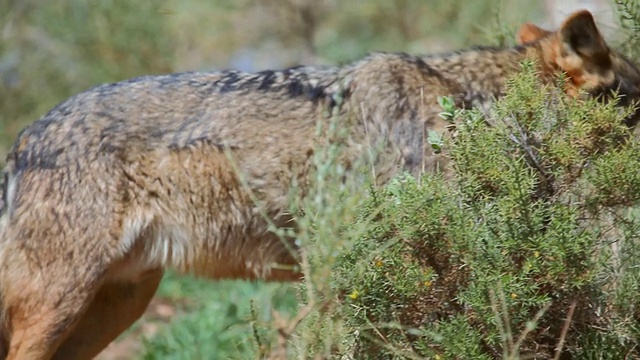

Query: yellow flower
534;251;540;258
375;260;384;268
510;293;518;299
348;290;359;300
424;280;432;287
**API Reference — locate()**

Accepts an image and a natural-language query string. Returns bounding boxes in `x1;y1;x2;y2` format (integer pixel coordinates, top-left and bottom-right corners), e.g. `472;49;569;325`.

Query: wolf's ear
558;10;611;67
549;10;615;96
517;23;552;44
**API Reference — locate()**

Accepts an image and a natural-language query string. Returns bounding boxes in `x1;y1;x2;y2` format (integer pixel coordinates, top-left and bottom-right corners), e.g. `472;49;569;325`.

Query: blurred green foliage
141;273;298;359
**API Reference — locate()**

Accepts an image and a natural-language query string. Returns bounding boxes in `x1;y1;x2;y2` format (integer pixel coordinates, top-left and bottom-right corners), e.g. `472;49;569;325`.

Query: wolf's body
0;10;639;359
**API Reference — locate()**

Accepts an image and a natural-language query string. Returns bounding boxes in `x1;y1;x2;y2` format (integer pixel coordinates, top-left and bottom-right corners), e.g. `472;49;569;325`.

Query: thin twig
553;300;577;360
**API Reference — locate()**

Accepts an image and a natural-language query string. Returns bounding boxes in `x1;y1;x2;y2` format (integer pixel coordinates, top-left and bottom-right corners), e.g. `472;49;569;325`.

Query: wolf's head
518;10;640;126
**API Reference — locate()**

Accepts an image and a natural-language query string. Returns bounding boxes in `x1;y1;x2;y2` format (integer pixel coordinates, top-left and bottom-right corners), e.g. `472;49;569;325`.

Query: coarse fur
1;10;639;359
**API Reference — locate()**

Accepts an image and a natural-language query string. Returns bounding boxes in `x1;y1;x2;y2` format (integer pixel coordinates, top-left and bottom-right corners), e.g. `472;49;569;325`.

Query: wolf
0;9;639;359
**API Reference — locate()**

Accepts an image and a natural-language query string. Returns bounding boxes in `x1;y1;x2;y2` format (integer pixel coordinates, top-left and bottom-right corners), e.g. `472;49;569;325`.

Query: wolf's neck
421;45;532;110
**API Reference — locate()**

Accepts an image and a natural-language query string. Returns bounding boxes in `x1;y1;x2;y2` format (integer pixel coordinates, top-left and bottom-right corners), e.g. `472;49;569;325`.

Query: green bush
329;62;640;359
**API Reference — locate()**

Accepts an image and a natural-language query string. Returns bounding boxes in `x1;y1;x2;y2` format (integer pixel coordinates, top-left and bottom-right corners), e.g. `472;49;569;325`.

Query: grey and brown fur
1;10;640;359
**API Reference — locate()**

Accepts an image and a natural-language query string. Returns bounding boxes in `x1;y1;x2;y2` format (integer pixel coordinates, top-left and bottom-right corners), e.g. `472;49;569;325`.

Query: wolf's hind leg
53;269;164;360
2;253;104;360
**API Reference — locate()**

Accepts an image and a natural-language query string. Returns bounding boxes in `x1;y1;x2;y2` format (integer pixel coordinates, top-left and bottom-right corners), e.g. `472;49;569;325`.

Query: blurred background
0;0;624;358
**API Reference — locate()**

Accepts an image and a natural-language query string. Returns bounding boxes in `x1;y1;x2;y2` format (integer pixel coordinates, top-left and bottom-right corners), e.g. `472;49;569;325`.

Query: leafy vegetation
331;62;640;359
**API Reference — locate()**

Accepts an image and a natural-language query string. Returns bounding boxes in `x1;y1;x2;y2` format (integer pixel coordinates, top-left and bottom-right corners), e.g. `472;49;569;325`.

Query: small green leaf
428;130;444;153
